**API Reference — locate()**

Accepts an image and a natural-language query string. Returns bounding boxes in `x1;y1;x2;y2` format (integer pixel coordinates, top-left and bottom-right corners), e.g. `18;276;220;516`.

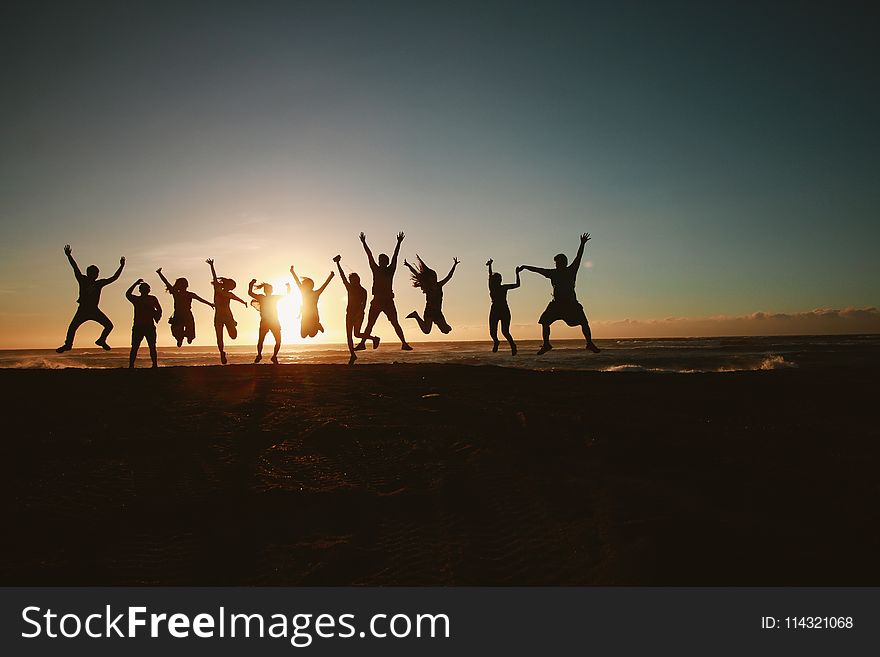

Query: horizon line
2;332;879;352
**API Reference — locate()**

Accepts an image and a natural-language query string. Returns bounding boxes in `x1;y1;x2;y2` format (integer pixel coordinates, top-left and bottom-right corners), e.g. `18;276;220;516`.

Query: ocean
2;335;877;372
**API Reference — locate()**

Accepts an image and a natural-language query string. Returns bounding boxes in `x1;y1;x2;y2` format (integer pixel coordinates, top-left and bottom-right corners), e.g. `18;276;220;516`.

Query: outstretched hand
452;257;460;265
250;278;257;285
396;231;405;243
135;278;144;284
580;232;591;244
64;244;72;256
516;265;524;273
289;265;296;275
486;259;493;267
156;267;162;274
333;254;341;263
120;256;126;266
359;232;366;243
403;258;410;267
206;258;214;265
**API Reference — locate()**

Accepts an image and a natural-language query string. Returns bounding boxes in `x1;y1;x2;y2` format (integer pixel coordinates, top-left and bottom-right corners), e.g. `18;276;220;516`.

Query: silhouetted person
249;279;289;364
56;244;125;352
520;233;601;355
126;278;162;368
355;231;412;351
486;259;521;355
404;255;458;334
290;265;334;339
156;268;214;347
334;254;379;365
207;258;247;364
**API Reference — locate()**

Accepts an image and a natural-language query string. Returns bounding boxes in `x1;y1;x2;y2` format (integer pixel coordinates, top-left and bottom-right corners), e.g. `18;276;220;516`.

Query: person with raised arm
486;259;521;355
56;245;125;352
206;258;247;364
403;255;459;335
355;231;412;351
334;255;379;365
249;278;289;364
519;233;601;355
290;265;334;339
156;267;214;347
125;278;162;368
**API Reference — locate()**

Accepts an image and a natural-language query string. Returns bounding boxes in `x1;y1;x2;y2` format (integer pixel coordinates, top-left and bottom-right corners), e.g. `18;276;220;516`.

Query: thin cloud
595;307;880;337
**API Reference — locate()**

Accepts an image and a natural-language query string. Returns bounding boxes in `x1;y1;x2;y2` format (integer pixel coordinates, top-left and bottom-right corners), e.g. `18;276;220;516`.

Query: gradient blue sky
1;1;878;347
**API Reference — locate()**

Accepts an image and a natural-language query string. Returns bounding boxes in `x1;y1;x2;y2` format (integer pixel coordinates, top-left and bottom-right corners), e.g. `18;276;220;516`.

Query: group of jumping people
55;232;600;367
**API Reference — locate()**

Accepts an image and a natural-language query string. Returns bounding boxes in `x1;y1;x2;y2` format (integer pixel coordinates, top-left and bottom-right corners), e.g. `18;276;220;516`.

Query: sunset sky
1;1;878;348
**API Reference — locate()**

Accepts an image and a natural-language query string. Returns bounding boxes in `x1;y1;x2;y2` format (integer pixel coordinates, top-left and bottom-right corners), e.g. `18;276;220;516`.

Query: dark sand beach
1;362;878;585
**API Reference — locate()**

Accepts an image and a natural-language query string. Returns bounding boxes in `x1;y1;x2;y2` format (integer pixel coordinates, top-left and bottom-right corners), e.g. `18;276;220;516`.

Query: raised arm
289;265;302;288
571;233;590;270
317;271;335;295
439;257;459;286
191;292;214;308
402;258;418;277
63;244;83;279
486;259;494;277
156;268;173;291
206;258;218;282
333;255;350;288
125;278;141;301
359;232;377;269
504;267;522;290
102;256;126;285
248;279;259;300
519;264;553;278
228;291;247;306
390;231;404;271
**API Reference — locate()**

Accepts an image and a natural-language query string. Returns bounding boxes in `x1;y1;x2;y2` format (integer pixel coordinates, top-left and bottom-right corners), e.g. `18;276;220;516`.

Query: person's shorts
132;324;157;344
214;313;237;330
347;310;365;327
369;297;397;316
539;300;588;326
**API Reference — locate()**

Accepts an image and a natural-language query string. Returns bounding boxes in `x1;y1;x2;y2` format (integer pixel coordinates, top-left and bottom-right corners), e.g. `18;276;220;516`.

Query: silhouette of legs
270;327;281;363
434;311;452;335
407;308;451;335
537;323;553;355
582;322;601;353
355;304;382;350
500;312;516;355
215;323;226;363
490;306;516;355
345;317;356;361
347;313;378;364
406;311;433;334
386;306;412;349
60;308;114;351
146;328;158;367
129;332;142;368
130;327;158;368
170;311;195;348
214;317;236;364
358;302;409;350
256;325;268;362
345;316;359;364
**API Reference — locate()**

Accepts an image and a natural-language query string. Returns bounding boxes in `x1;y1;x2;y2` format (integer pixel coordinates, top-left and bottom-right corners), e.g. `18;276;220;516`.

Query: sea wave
601;354;798;374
